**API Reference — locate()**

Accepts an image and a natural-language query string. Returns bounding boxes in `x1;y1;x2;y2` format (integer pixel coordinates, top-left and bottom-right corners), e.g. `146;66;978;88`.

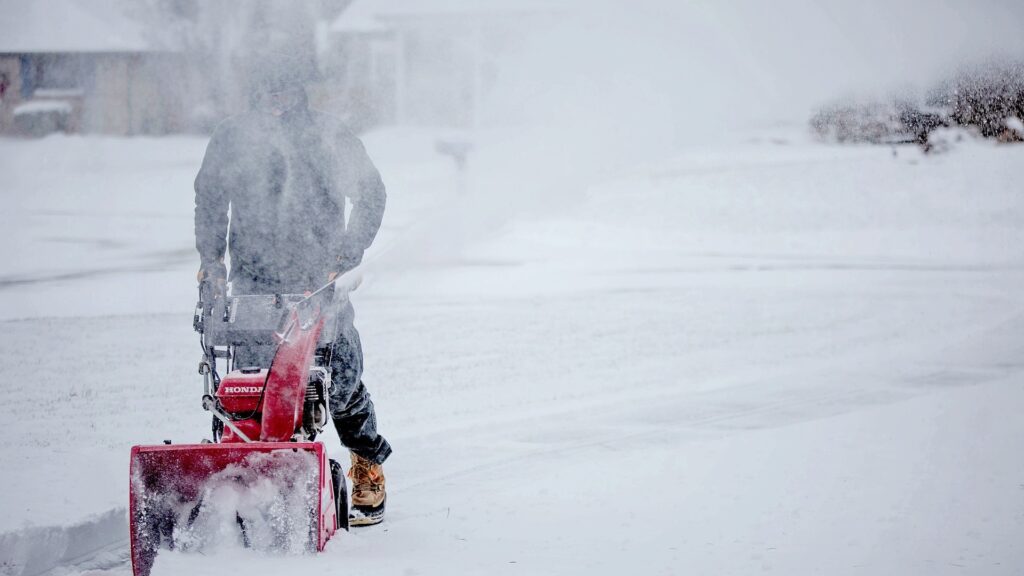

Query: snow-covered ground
1;128;1022;575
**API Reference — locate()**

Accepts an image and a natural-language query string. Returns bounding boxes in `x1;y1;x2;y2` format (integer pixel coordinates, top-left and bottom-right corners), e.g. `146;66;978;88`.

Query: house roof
0;0;158;53
332;0;567;32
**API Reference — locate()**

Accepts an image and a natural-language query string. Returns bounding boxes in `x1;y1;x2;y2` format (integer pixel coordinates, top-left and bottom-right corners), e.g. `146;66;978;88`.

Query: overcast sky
483;0;1024;148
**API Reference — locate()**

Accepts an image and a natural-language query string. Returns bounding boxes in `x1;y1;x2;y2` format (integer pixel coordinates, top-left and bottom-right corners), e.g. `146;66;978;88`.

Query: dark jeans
231;274;392;465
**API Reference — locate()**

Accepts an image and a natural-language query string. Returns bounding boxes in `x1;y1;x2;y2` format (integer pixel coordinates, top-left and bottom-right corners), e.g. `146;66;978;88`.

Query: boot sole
349;496;386;527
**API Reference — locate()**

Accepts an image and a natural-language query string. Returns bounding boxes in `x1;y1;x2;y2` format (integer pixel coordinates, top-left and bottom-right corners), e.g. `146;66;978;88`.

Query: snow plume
486;0;1024;136
173;450;319;555
129;0;333;128
386;0;1024;264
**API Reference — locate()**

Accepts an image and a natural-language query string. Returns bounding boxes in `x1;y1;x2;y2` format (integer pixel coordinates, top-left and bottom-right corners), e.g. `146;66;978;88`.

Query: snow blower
129;279;354;576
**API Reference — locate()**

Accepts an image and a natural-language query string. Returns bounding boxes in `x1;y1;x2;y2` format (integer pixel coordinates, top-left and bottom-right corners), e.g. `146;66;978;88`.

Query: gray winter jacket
194;105;385;292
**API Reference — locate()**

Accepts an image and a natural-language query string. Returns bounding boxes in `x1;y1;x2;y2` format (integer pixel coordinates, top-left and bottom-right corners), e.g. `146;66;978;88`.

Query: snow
332;0;567;32
155;451;320;555
0;0;157;53
13;100;73;116
32;90;84;99
1;128;1024;575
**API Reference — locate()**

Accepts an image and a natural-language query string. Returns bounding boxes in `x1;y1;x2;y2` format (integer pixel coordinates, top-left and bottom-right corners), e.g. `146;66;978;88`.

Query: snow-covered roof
0;0;157;53
332;0;567;33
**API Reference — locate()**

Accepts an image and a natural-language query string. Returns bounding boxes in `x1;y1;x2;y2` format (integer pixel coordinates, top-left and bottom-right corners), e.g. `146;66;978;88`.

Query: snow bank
0;508;126;576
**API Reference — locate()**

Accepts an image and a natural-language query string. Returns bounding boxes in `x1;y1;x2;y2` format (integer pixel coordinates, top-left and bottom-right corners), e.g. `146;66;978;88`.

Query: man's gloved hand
197;259;227;298
329;247;364;282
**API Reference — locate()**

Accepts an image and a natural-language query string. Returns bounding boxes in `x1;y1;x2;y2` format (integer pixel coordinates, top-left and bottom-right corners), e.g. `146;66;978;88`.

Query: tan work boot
348;452;386;526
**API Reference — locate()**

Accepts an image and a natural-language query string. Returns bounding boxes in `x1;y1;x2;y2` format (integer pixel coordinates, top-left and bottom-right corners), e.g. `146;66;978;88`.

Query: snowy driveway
1;131;1022;575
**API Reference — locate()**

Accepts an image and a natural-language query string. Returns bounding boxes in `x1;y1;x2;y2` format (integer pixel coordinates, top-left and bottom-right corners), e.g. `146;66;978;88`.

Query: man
194;51;391;526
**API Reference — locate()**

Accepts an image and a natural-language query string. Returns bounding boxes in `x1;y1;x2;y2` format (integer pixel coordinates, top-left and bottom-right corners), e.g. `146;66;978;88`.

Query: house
327;0;564;131
0;0;186;135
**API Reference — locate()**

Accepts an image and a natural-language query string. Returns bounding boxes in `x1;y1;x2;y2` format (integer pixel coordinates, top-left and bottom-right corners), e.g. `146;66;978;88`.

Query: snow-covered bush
813;58;1024;148
936;59;1024;142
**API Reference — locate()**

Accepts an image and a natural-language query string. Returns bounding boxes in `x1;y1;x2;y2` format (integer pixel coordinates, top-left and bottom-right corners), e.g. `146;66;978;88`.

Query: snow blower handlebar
194;269;362;335
300;269;364;306
191;269;362;442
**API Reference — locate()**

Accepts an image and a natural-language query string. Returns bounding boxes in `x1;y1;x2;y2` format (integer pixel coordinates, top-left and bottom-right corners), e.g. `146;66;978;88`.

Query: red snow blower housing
129;281;351;576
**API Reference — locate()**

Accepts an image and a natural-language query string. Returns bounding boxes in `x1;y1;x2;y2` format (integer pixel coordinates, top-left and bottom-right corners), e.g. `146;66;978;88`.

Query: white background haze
1;1;1023;575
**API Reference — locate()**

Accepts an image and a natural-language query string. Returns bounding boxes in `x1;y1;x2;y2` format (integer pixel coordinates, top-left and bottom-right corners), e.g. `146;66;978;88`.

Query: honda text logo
223;386;263;394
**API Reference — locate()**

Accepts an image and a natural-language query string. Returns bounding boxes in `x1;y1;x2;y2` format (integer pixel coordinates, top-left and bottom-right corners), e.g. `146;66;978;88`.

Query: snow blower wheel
331;458;350;532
